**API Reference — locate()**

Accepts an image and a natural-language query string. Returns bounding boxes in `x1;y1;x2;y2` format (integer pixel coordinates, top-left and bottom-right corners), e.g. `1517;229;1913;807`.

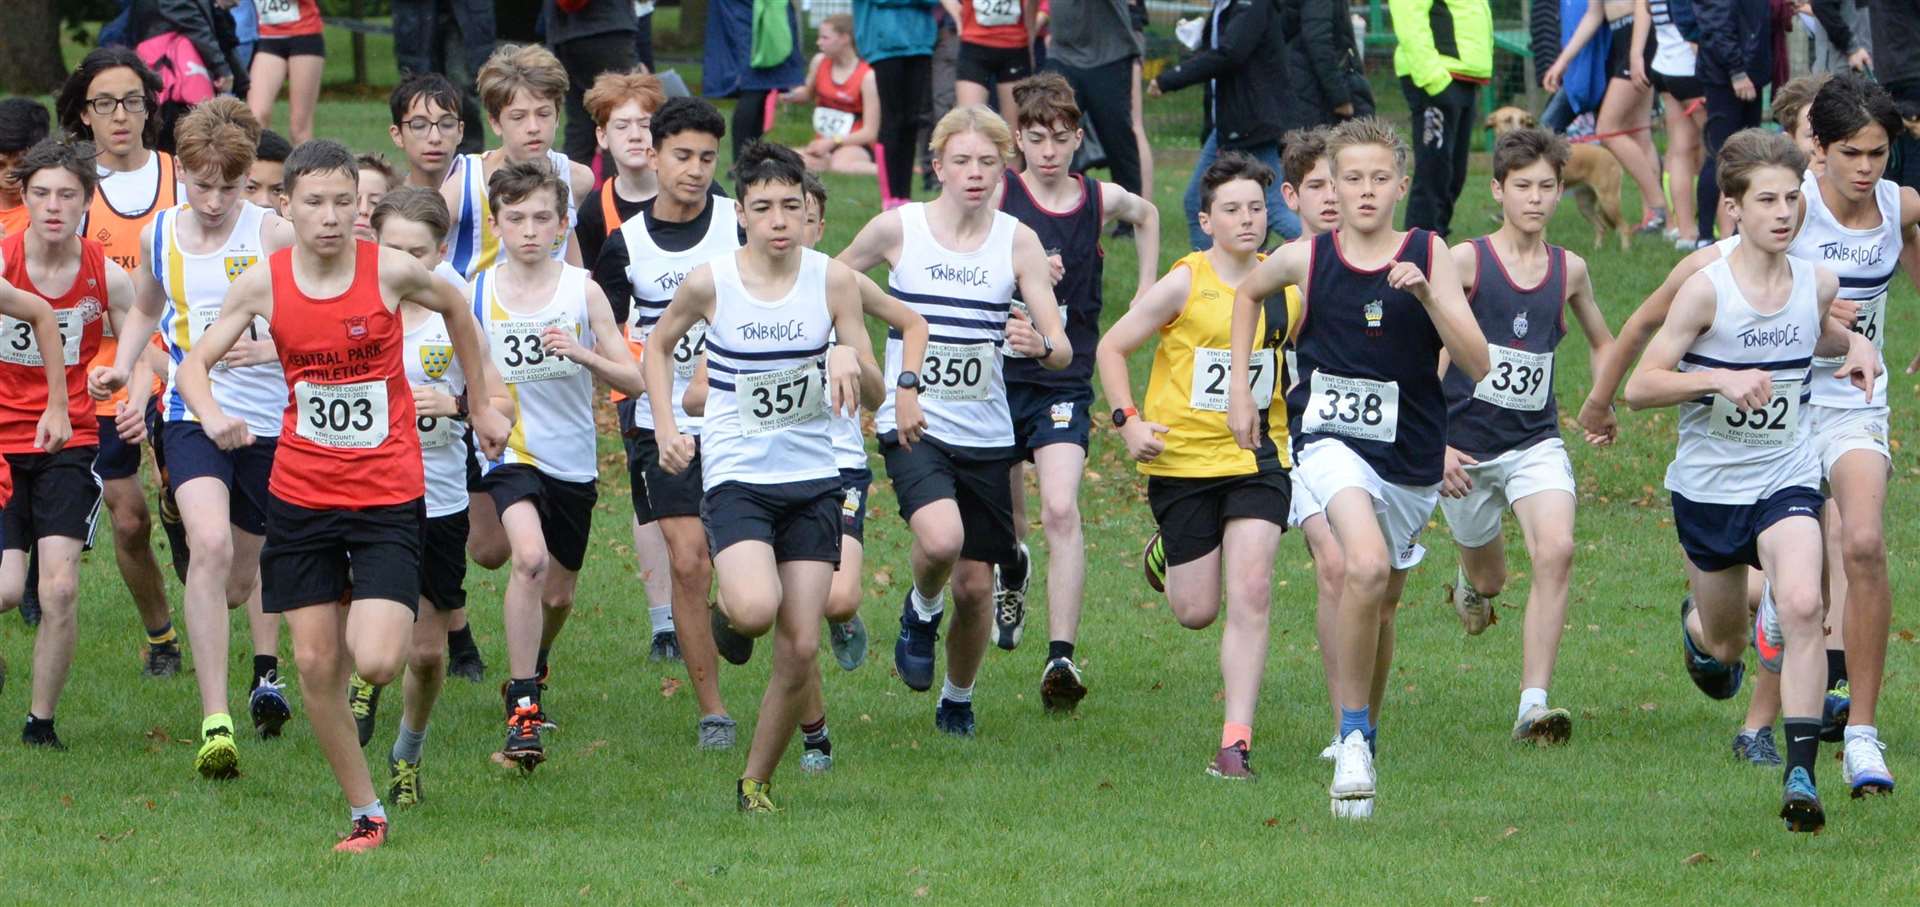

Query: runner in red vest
779;14;880;176
176;140;506;853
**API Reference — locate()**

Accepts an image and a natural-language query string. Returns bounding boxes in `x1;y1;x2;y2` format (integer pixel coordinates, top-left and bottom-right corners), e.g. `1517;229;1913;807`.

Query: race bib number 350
1190;347;1275;412
1302;372;1399;442
0;310;80;367
1708;377;1801;447
295;380;389;449
491;318;582;384
1473;345;1553;412
739;362;826;436
919;341;994;401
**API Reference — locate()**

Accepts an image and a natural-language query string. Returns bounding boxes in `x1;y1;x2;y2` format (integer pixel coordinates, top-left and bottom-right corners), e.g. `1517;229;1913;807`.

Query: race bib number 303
738;362;826;436
0;310;81;367
490;318;582;384
1302;372;1399;443
919;340;994;401
1708;377;1801;447
295;380;389;449
1190;347;1275;412
1473;345;1553;412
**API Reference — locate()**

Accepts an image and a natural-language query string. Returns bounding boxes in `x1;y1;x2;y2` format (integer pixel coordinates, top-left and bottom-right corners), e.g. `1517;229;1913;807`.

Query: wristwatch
1042;335;1056;357
1111;406;1136;427
897;371;921;391
453;392;470;422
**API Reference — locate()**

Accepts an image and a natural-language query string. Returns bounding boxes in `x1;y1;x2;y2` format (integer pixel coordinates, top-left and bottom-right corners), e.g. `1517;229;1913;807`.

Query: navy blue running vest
1001;171;1103;388
1442;237;1567;460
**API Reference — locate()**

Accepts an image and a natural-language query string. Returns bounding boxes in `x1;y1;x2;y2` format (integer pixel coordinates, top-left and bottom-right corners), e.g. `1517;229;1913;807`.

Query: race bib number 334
491;318;582;383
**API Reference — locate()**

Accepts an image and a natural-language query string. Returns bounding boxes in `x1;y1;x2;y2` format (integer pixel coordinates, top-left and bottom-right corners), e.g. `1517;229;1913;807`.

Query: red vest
0;234;108;452
812;55;871;134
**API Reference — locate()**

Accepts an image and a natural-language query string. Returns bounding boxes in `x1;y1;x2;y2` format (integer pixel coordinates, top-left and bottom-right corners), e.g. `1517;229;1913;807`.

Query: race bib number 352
1189;347;1275;412
919;341;994;401
295;380;389;449
739;362;826;436
1302;372;1399;442
1708;377;1801;447
1473;345;1553;412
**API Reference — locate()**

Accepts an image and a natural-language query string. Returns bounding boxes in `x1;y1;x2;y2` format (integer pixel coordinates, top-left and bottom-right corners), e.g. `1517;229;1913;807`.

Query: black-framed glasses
405;117;461;136
86;95;148;116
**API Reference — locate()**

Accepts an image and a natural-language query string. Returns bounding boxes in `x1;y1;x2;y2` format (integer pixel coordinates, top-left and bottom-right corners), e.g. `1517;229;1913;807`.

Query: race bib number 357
1302;372;1399;443
919;341;994;401
739;362;826;436
295;380;389;449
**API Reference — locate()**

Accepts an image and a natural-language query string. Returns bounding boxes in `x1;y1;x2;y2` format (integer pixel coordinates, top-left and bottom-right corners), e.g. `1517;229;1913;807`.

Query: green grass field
9;32;1920;903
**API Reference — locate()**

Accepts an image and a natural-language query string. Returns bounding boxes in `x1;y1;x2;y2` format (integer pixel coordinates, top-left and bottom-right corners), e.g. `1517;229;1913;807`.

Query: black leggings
1697;79;1763;241
871;54;933;202
732;89;773;159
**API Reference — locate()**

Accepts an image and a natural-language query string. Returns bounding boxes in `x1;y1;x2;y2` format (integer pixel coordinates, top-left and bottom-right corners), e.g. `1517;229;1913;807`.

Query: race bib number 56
1302;372;1398;442
295;380;389;449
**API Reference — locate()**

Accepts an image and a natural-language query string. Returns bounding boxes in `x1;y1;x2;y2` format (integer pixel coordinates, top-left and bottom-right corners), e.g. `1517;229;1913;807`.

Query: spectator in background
1149;0;1306;248
227;0;259;74
1286;0;1376;126
1869;0;1920;188
951;0;1042;115
1808;0;1873;73
1693;0;1771;241
854;0;939;206
781;15;882;176
1045;0;1148;201
1390;0;1491;237
393;0;497;155
131;0;246;96
705;0;806;159
246;0;325;144
918;6;961;193
544;0;639;164
634;1;656;71
1545;0;1669;233
1634;0;1709;248
0;98;50;239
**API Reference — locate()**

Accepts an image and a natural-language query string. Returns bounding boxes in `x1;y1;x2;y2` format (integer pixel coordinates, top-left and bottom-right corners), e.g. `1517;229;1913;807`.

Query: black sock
1048;640;1075;662
1000;547;1029;589
1826;649;1848;689
1784;718;1821;785
253;655;277;685
506;677;541;706
448;624;477;656
801;717;830;753
535;647;550;679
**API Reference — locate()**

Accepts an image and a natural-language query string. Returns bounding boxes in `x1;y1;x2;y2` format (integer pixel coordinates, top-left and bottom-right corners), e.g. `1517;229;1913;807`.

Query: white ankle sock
940;678;973;704
911;586;945;622
1517;687;1548;722
648;603;673;634
350;799;386;821
1845;724;1879;744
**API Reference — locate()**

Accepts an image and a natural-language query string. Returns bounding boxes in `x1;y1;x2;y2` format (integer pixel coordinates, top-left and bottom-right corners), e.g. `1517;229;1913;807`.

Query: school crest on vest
419;343;453;380
225;256;257;282
345;315;369;341
1512;311;1529;340
1363;299;1384;332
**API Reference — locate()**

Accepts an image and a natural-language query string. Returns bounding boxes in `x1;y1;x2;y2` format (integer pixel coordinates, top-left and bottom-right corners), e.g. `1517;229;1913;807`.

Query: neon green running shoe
1143;532;1167;593
389;757;422;807
195;713;239;780
737;778;779;813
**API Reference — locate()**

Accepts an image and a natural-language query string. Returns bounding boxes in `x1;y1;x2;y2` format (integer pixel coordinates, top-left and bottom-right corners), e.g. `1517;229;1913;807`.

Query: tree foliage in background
1;0;69;94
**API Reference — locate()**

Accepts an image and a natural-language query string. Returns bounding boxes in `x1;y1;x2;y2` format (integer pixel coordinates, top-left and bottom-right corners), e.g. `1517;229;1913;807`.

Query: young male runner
178;140;505;851
0;139;130;748
591;97;741;747
353;153;396;244
1229;118;1488;818
987;73;1158;713
246;129;290;216
837;105;1070;735
57;48;175;664
1097;152;1297;779
1437;127;1615;745
91;99;300;770
0;99;51;239
441;44;595;279
467;161;641;771
370;186;514;804
1624;128;1877;832
648;141;927;812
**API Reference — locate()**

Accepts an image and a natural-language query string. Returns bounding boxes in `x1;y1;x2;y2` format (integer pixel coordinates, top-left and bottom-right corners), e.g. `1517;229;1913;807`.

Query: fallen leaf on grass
60;795;73;808
914;886;930;898
97;829;136;844
660;677;683;698
1682;852;1711;866
872;570;892;587
1501;826;1519;839
1263;817;1280;827
1640;702;1658;712
1137;600;1156;610
1096;780;1114;791
582;739;609;756
579;886;591;897
1898;629;1915;643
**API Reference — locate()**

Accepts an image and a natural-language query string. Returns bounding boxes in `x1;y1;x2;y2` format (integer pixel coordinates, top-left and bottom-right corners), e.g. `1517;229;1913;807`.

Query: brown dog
1486;106;1630;251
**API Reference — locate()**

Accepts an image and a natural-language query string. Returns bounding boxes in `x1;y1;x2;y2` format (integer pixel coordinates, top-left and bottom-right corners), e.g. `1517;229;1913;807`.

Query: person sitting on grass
779;14;881;177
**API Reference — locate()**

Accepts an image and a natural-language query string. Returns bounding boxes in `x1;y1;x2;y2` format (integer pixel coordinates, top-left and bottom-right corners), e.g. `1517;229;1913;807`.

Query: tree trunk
0;0;68;95
677;0;709;51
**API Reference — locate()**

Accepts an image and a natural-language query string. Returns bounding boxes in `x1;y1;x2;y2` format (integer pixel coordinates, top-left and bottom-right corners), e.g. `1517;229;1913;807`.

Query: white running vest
827;328;869;471
1789;172;1899;409
404;307;471;518
618;196;740;434
700;249;839;489
474;264;598;482
444;149;580;280
878;203;1019;449
152;202;286;436
1665;256;1822;504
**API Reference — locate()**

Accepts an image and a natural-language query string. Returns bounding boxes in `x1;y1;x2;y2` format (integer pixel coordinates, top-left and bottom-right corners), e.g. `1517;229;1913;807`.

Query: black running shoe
1040;656;1087;713
711;608;754;666
348;674;382;748
934;698;976;737
21;718;63;750
447;643;486;684
1680;596;1744;700
500;698;545;772
143;642;183;679
249;670;293;738
648;629;683;664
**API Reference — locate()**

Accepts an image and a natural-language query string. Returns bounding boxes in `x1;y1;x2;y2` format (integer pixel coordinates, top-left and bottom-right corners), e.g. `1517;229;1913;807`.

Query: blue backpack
98;0;134;47
1561;0;1612;115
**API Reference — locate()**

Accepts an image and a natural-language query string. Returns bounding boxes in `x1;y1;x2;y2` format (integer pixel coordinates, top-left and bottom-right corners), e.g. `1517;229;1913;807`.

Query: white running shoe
1451;566;1492;636
1318;736;1338;762
1753;581;1784;674
1329;729;1376;815
1843;733;1895;797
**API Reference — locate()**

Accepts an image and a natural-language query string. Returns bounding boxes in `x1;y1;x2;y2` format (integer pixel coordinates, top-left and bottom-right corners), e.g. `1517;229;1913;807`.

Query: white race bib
812;107;856;139
294;380;389;449
490;318;582;384
0;310;81;367
254;0;301;26
671;321;708;380
737;361;826;436
1302;372;1399;442
1855;292;1887;351
1472;345;1553;412
1189;347;1275;412
1708;377;1802;448
919;340;994;401
974;0;1022;27
415;410;460;449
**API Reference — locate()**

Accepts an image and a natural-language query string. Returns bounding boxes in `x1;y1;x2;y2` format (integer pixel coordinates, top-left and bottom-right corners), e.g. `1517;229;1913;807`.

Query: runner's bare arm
94;232;165;397
850;267;926;426
1006;224;1071;368
1562;253;1617;444
1097;264;1190;462
1410;233;1488;380
1624;271;1765;410
646;264;718;472
1582;242;1720;424
1229;242;1307;450
179;265;273;448
387;247;506;454
824;266;869;420
1448;238;1479;296
0;276;70;453
1101;181;1161;300
562;279;644;397
683;358;708;418
834;208;902;273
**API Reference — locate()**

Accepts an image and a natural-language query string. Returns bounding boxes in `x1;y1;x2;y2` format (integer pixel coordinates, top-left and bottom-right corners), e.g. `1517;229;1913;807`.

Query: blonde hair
584;69;666;127
174;97;260;181
1325;116;1409;176
476;44;570;118
928;105;1015;160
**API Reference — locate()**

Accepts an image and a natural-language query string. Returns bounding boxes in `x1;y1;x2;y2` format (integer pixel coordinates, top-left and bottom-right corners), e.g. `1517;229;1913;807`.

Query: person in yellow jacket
1389;0;1492;236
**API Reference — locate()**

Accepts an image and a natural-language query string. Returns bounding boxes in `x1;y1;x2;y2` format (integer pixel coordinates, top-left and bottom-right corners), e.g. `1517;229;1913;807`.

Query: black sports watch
897;371;921;391
1112;406;1136;427
453;392;471;422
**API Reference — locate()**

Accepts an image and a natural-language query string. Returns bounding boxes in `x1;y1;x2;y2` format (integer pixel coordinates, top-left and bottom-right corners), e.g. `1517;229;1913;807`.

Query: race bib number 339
1302;372;1399;442
1473;345;1553;412
295;380;389;449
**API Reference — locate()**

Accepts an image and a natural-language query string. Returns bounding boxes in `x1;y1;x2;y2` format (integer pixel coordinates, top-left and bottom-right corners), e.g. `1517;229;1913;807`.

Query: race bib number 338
1302;372;1399;442
295;380;389;449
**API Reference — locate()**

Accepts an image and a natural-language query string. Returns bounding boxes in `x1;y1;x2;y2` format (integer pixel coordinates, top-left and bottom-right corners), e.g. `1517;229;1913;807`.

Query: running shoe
1511;704;1574;745
1329;729;1375;818
1843;734;1894;797
1039;656;1087;713
1821;680;1851;742
389;757;422;807
894;591;942;692
349;674;382;748
738;778;778;813
1681;595;1744;700
697;713;737;751
1451;566;1494;635
1733;727;1783;766
1319;736;1338;762
1142;532;1167;593
333;816;388;853
195;714;239;780
800;747;833;774
447;642;487;683
500;680;557;731
647;629;683;664
710;608;754;666
991;542;1030;651
17;584;39;627
1207;741;1255;780
500;697;545;772
143;641;182;679
934;698;976;737
249;670;292;739
20;719;62;749
829;616;867;671
1752;583;1783;673
1780;766;1825;833
1634;210;1668;236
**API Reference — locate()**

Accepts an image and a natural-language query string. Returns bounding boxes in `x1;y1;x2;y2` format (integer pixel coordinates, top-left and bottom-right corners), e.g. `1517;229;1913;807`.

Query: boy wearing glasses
389;73;467;193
